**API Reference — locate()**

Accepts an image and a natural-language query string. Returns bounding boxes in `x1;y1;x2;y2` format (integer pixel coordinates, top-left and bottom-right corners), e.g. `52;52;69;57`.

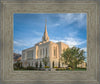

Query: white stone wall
22;41;69;68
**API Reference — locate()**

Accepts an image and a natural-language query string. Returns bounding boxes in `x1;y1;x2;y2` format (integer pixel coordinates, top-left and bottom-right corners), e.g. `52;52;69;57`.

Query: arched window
40;49;42;58
37;50;39;58
27;50;33;60
56;46;57;58
54;47;55;56
22;53;25;60
43;48;44;57
58;61;60;68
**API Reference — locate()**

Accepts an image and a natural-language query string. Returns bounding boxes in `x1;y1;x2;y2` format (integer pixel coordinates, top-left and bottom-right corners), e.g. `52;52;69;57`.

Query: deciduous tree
61;47;85;69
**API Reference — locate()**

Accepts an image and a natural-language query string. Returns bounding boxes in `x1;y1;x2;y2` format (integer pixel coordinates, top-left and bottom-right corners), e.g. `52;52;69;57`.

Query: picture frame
0;0;100;84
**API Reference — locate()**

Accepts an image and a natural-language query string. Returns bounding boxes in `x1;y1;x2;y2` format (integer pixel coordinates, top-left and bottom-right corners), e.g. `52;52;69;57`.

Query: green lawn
73;68;86;71
56;68;87;71
14;68;86;71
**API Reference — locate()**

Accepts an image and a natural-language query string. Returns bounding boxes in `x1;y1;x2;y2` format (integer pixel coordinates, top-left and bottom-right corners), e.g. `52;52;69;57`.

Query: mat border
0;0;100;84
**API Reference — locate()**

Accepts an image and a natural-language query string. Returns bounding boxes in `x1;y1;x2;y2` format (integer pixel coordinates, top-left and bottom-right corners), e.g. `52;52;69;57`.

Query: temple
22;20;86;68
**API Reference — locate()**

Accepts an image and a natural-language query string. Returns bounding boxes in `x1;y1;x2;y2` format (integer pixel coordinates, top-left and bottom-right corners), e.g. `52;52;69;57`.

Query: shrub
56;67;66;71
45;66;49;68
54;66;58;68
68;67;72;70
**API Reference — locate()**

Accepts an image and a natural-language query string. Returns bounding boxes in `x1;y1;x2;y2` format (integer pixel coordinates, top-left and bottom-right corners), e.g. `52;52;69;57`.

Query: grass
73;68;86;71
56;68;87;71
14;68;87;71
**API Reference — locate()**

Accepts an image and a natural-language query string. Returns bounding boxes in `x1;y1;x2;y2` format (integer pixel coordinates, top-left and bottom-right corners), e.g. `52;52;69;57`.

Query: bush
45;66;49;68
54;66;58;68
68;67;72;70
27;66;35;70
14;66;46;71
14;67;27;70
56;67;66;71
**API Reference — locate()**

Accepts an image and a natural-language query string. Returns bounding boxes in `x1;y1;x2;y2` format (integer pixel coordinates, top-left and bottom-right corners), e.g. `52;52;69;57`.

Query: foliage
45;66;49;68
14;66;45;71
61;47;85;69
68;67;72;70
27;66;35;70
54;66;58;68
56;68;66;71
13;60;22;69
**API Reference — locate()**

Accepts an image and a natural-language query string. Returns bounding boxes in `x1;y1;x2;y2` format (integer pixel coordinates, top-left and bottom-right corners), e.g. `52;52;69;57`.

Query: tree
42;56;49;66
61;47;85;69
13;60;22;69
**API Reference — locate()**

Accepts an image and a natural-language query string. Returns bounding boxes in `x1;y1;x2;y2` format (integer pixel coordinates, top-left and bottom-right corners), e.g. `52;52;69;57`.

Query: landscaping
14;46;87;71
56;67;86;71
14;66;86;71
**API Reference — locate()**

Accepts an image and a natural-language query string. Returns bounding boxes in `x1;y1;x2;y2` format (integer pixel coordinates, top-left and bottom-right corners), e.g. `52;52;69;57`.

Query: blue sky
13;13;87;56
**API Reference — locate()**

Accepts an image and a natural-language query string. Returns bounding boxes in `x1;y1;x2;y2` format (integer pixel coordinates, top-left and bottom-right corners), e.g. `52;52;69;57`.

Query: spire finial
45;19;47;24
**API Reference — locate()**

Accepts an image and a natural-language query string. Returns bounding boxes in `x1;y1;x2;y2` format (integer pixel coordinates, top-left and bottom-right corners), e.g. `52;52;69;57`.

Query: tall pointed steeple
42;19;49;42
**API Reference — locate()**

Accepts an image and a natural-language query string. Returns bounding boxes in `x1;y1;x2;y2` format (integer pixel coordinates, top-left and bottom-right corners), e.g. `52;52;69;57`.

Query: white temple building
22;21;69;68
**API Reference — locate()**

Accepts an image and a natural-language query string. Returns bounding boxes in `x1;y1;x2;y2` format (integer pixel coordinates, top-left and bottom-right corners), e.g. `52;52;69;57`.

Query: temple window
56;46;57;58
40;49;42;58
43;48;44;56
54;47;56;56
27;50;33;60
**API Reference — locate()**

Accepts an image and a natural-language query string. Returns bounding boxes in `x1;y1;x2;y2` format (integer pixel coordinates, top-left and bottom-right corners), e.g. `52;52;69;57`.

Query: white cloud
14;37;41;47
58;13;86;28
68;31;78;37
81;47;87;52
65;38;86;47
32;31;43;36
51;37;86;48
14;40;26;47
14;37;86;54
13;49;22;54
13;38;42;54
55;23;60;26
48;23;60;28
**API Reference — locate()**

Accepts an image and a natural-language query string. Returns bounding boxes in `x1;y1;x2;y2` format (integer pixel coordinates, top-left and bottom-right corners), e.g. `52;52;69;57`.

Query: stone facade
22;21;69;68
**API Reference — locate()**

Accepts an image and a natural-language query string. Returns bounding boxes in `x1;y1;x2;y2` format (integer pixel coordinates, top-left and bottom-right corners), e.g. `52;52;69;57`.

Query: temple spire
42;19;49;42
45;19;47;33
